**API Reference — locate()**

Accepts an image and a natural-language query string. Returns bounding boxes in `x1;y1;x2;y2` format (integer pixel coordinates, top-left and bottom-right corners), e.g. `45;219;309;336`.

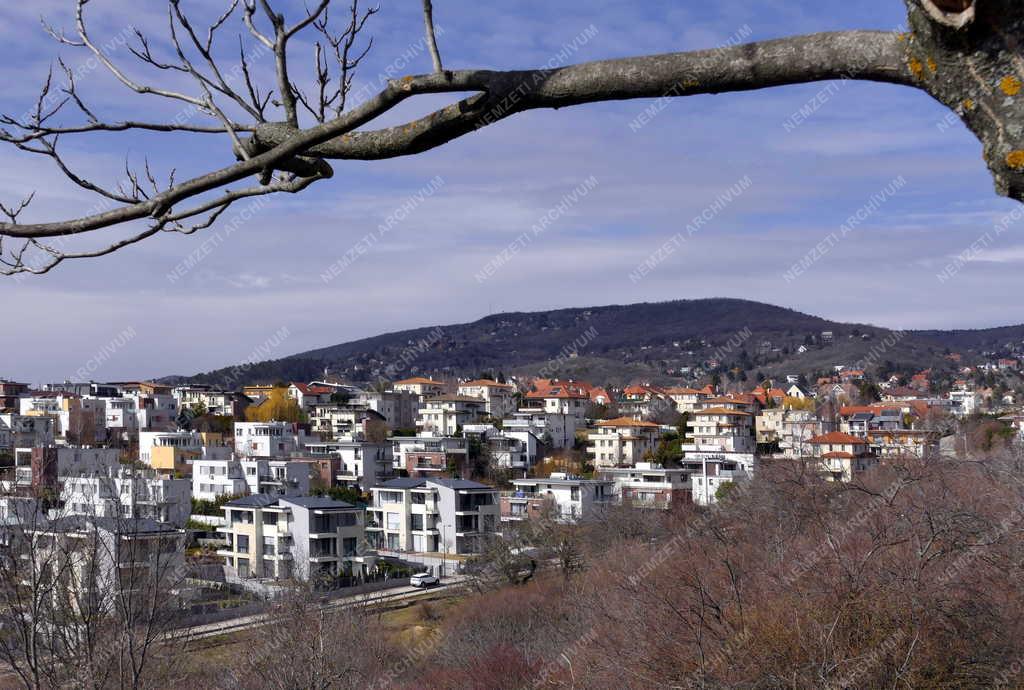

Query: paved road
185;575;468;641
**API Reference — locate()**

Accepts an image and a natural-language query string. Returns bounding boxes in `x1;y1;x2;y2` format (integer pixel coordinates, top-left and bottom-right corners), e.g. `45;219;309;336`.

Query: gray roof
428;478;493;490
378;477;494;491
380;477;428;489
279;495;356;509
224;494;281;508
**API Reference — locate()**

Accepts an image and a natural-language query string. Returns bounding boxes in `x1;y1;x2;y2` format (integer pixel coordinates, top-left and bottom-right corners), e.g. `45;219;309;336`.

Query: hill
164;298;1024;388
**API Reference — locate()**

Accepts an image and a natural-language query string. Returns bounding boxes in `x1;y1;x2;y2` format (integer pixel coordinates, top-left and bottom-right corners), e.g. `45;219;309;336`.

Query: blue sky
1;0;1021;384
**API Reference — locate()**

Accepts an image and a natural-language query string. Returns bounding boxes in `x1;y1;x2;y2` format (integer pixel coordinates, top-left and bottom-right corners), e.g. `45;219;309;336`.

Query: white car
410;572;440;588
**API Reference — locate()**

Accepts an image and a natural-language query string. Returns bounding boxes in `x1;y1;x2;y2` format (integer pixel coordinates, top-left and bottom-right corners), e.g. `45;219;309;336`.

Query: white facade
368;478;499;555
61;468;191;527
192;457;310;502
504;473;613;523
218;495;375;582
139;430;204;465
502;409;578;449
234;421;310;458
456;380;517;417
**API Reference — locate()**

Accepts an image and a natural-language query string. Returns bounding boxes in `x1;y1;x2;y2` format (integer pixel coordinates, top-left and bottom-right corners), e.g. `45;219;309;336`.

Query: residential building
218;495;375;582
192;457;310;502
502;408;577;449
684;453;754;506
390;435;466;478
288;383;336;413
805;431;877;482
0;380;28;411
587;417;661;468
392;377;448;403
523;387;588;425
598;462;690;509
463;424;536;473
457;379;517;417
25;516;184;602
665;387;709;414
501;473;613;523
8;446;122;490
234;421;311;458
0;414;55;454
415;395;486;435
61;467;191;527
684;408;756;454
367;478;499;555
353;389;419;430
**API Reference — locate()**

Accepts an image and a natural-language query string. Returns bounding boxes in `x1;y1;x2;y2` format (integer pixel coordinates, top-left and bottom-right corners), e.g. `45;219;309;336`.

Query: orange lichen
909;58;924;79
1000;75;1022;96
963;98;975;111
926;57;937;73
1006;150;1024;170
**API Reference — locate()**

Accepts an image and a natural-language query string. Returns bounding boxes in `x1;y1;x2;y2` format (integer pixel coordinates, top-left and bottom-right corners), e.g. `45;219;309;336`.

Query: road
185;575;468;641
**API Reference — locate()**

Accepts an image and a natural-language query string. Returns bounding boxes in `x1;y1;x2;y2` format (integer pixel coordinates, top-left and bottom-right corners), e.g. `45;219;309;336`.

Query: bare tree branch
2;0;1024;272
421;0;444;73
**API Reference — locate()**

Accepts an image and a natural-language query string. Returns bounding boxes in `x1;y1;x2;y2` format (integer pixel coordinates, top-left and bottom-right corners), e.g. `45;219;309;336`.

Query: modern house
367;478;499;555
218;495;375;583
587;417;661;468
501;473;613;523
598;462;690;509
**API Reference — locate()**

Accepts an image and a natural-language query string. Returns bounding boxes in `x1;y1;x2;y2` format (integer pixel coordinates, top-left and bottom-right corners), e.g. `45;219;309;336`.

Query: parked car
410;572;440;588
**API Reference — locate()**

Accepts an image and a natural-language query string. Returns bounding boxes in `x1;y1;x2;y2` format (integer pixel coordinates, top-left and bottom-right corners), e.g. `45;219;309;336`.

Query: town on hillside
1;346;1019;594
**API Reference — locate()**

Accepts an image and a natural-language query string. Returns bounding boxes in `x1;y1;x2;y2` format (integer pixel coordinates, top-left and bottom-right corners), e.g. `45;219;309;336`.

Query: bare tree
0;1;1020;273
218;586;392;690
0;485;189;690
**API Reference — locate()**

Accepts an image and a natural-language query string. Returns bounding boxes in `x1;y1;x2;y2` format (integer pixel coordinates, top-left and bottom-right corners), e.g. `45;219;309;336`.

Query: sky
0;0;1021;385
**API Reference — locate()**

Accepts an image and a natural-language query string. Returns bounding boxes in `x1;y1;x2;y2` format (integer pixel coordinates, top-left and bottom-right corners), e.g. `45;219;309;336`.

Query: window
386;512;401;530
237;534;249;554
262;536;276;555
411;514;424;531
237;558;249;578
263;512;278;526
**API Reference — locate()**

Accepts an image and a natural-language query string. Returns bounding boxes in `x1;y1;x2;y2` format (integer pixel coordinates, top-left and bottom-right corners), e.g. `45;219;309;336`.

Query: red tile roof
808;431;865;445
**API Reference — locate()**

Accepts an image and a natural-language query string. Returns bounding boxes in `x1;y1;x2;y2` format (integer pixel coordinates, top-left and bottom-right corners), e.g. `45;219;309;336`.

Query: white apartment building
502;409;578;449
9;446;122;489
353;389;419;430
174;386;246;417
416;396;486;436
456;379;517;417
61;467;191;527
949;388;979;417
587;417;661;468
234;421;310;457
463;424;536;473
685;408;756;454
502;473;613;523
665;387;709;414
367;478;499;555
192;457;310;502
134;393;178;431
139;430;204;465
598;462;690;509
683;452;755;506
0;414;55;453
392;377;448;403
219;495;375;582
99;397;139;439
524;388;589;425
